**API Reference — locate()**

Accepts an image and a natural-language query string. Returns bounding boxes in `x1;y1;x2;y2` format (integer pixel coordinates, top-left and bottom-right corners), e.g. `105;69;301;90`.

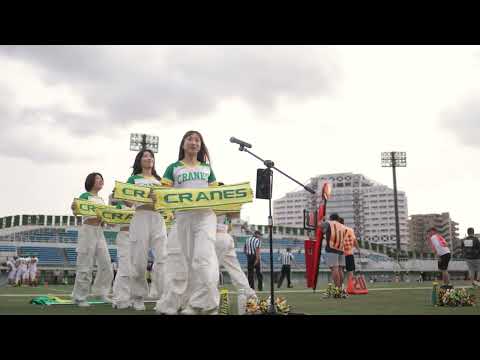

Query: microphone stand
235;144;316;314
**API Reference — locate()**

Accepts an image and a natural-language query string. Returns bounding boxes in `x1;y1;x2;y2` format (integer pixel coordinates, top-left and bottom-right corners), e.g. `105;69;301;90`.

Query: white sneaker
179;305;199;315
154;302;179;315
473;281;480;287
75;300;90;308
112;301;132;310
201;308;218;315
133;300;146;311
99;295;112;303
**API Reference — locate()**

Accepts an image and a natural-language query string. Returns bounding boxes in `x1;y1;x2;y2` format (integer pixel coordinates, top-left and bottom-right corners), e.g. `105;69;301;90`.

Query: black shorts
345;255;355;272
438;253;451;271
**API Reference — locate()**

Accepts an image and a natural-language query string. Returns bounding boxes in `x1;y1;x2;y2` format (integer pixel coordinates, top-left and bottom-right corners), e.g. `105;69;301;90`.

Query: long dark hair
85;172;103;192
178;130;211;164
131;149;161;181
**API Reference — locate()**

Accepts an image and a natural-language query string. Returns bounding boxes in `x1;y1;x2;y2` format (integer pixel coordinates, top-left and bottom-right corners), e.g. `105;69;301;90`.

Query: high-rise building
408;213;459;255
273;172;409;248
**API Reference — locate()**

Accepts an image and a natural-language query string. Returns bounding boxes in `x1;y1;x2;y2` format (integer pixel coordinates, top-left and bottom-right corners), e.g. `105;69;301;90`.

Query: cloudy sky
0;45;479;236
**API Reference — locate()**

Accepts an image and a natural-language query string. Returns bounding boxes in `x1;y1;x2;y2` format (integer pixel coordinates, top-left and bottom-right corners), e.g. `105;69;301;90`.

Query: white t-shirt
7;259;16;271
18;259;27;271
430;234;450;256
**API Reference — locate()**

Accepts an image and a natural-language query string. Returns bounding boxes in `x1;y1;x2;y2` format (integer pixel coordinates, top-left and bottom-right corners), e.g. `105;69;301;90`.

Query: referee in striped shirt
277;248;297;288
244;230;263;291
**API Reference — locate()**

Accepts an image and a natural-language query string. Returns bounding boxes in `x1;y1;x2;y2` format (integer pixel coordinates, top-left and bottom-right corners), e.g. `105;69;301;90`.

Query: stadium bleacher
0;221;407;272
233;236;304;250
2;228;118;244
63;247;117;265
235;251;309;270
0;245;16;252
65;248;77;265
18;246;65;265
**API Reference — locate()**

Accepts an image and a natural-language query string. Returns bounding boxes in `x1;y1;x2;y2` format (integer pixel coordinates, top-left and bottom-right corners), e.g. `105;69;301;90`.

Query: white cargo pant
22;269;30;282
216;231;256;299
8;269;17;282
112;230;131;306
16;268;26;284
148;263;160;299
72;224;113;302
129;210;167;303
157;209;219;313
29;268;37;282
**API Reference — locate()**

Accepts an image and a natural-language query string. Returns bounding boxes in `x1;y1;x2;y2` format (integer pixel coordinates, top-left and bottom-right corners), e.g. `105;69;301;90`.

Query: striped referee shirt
279;252;294;266
245;236;261;255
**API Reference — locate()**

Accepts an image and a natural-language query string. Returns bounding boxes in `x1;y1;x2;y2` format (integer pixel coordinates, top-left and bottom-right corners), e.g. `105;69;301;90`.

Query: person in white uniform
29;256;39;287
71;172;113;307
123;150;168;311
7;257;17;286
23;257;31;285
15;258;27;286
109;193;134;310
215;210;256;301
156;130;219;315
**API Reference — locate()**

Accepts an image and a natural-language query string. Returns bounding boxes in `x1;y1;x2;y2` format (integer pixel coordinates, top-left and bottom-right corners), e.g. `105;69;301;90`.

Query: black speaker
256;168;272;199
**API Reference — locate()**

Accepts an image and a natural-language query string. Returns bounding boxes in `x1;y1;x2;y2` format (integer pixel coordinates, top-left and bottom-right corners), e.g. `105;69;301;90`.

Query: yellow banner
97;208;173;226
74;199;173;226
95;207;135;225
113;181;168;204
153;182;253;211
73;198;106;217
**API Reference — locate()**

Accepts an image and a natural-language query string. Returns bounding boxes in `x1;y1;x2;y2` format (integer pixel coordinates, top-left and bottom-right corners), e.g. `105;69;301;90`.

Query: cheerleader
7;257;17;286
71;172;113;307
215;211;257;300
15;257;26;286
124;150;168;311
156;130;219;315
109;192;134;310
29;256;39;287
23;257;31;285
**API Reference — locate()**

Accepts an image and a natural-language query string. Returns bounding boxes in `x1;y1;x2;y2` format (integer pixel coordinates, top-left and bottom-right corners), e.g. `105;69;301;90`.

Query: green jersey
79;192;105;221
162;161;217;189
127;174;162;187
126;174;161;209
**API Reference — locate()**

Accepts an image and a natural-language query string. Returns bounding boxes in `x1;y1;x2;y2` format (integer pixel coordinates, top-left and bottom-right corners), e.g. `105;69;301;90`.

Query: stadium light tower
130;133;159;153
381;151;406;264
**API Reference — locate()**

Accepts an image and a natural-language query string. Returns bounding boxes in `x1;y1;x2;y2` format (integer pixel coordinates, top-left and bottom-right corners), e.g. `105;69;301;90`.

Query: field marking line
45;287;71;293
226;285;474;295
0;286;475;298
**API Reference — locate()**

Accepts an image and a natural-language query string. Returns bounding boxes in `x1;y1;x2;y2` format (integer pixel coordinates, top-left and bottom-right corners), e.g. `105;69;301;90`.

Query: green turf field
1;281;479;315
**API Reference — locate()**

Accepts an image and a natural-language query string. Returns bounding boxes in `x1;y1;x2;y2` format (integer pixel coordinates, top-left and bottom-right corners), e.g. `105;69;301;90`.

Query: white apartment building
273;172;409;248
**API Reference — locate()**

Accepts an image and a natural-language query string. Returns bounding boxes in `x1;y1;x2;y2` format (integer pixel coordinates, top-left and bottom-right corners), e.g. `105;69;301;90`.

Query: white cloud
1;45;480;237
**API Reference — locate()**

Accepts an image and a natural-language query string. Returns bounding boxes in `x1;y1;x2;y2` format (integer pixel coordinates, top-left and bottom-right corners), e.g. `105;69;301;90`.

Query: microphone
230;137;252;149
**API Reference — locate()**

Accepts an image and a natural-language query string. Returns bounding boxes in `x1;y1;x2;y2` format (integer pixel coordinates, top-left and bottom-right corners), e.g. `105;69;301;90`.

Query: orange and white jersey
325;220;346;253
343;226;358;256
